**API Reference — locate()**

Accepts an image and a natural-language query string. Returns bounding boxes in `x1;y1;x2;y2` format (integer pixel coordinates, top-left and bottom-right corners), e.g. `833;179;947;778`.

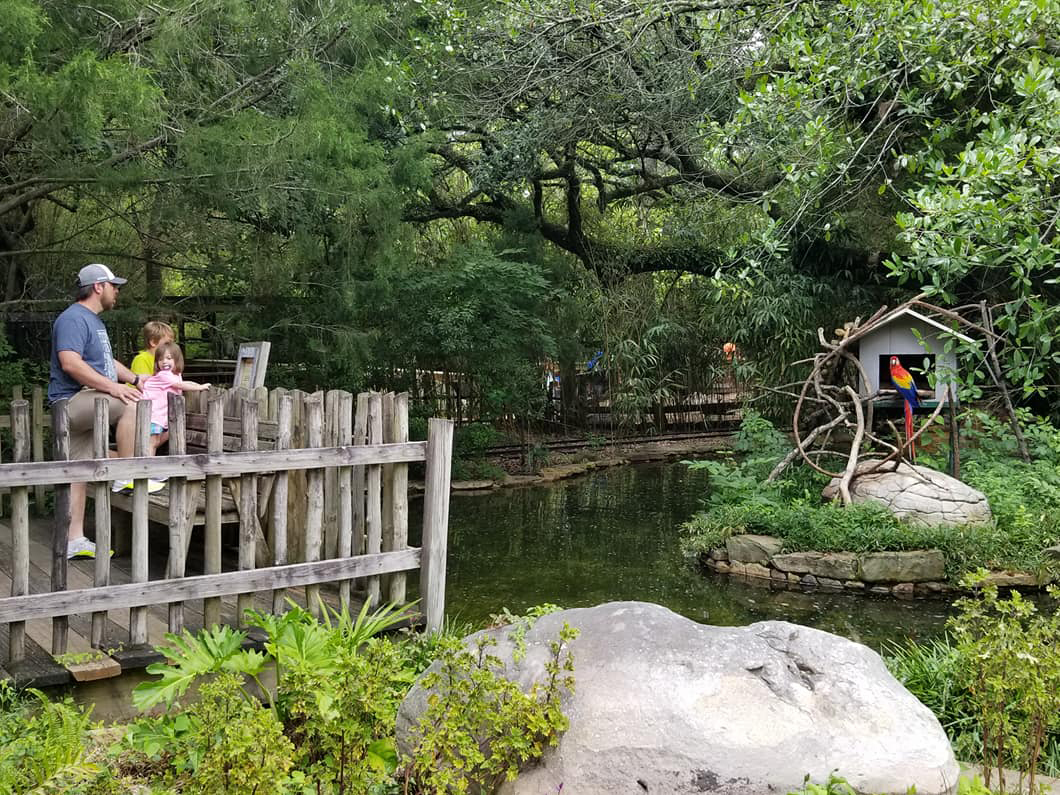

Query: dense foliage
887;583;1060;782
0;602;577;794
3;0;1058;418
0;682;113;794
682;411;1060;581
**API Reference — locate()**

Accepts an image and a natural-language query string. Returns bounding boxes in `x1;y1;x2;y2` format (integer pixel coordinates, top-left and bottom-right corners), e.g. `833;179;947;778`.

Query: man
49;264;144;559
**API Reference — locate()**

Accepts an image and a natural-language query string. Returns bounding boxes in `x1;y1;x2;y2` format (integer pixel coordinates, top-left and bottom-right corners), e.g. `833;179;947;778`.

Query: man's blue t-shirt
49;303;117;403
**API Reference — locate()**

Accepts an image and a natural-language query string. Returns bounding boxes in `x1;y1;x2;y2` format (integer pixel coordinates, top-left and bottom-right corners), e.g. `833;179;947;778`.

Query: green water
416;461;956;651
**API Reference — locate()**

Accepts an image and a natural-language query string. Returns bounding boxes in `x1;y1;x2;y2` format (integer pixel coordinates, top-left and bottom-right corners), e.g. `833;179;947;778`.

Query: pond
413;461;955;652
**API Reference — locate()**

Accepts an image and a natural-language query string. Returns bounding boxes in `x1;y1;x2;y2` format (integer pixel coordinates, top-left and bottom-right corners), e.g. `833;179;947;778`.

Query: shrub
455;422;504;456
0;682;114;794
183;674;294;795
120;601;575;794
401;620;578;794
886;584;1060;785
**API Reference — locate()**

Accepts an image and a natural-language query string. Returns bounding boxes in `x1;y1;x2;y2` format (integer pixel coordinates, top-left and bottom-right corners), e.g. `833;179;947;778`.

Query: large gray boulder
397;602;958;795
823;462;991;527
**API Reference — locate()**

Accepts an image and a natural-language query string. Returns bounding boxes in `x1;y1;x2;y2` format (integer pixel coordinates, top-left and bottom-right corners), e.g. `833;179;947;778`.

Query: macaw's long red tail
904;399;916;462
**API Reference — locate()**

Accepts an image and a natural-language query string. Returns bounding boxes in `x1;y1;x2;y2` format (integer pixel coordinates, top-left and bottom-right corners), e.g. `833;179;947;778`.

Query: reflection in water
413;462;955;651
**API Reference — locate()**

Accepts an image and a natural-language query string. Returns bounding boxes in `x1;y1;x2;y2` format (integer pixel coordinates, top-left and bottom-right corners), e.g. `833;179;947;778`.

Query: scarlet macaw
889;355;920;461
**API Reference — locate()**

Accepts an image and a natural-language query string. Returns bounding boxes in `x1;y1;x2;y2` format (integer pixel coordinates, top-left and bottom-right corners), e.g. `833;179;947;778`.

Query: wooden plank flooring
0;513;351;686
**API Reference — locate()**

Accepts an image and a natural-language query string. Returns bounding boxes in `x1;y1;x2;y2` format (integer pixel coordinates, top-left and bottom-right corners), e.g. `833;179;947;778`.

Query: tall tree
404;0;1060;393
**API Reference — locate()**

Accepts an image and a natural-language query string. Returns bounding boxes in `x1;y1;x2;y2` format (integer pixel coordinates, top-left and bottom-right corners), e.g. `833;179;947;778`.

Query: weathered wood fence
0;385;48;515
0;386;453;669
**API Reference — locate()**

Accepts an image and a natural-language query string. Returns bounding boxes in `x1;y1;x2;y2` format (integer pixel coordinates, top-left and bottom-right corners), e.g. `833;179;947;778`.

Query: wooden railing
0;387;453;669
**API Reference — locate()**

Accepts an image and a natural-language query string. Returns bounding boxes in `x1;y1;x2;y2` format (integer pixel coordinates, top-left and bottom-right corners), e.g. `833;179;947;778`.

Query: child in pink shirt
113;341;209;492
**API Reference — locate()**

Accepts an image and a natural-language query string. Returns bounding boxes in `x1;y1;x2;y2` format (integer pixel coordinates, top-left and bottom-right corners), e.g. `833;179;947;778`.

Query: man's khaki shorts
65;389;132;460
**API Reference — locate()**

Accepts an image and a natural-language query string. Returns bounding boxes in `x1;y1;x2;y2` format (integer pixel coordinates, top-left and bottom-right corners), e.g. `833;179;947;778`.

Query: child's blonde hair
154;341;185;375
142;320;174;348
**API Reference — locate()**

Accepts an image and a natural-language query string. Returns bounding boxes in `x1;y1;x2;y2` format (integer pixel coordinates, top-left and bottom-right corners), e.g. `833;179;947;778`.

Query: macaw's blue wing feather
895;382;920;408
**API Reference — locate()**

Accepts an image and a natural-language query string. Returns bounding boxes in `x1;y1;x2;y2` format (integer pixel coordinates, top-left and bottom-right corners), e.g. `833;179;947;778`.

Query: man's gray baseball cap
77;263;127;287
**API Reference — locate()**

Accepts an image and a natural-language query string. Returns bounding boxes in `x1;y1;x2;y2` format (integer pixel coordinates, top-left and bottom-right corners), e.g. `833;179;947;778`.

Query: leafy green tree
365;243;558;421
404;0;1060;398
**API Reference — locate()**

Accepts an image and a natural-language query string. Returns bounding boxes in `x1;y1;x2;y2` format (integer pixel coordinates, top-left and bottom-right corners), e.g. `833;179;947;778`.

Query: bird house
855;308;973;405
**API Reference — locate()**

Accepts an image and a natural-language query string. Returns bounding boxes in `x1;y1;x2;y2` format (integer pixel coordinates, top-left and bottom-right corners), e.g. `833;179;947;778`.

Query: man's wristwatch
132;375;142;388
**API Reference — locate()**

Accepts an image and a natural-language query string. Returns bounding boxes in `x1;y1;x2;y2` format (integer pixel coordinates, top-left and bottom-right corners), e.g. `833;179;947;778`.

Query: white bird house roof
861;307;975;344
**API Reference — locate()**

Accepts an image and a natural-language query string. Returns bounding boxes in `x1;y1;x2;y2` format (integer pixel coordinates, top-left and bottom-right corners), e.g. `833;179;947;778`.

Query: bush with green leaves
119;600;576;794
887;582;1060;785
126;600;416;793
401;618;578;794
0;682;118;795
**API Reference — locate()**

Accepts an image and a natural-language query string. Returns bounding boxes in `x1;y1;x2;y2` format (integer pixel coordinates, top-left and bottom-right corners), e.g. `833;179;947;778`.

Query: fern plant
0;684;100;794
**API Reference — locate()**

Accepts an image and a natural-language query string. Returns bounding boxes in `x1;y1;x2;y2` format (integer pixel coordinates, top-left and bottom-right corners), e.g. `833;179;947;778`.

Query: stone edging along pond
701;533;1054;598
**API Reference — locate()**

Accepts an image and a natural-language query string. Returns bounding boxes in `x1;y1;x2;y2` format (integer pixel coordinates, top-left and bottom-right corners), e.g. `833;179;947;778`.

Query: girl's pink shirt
140;369;183;428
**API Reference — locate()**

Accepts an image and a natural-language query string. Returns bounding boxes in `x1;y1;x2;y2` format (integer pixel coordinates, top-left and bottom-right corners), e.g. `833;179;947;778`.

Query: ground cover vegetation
681;410;1060;582
886;581;1060;786
2;0;1058;429
0;602;578;794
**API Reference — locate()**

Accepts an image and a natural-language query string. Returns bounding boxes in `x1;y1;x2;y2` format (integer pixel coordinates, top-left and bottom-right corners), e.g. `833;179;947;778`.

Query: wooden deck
0;513;373;687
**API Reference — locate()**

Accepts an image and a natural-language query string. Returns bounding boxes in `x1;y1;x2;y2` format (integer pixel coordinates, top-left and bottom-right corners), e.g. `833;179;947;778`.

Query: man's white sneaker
67;537;97;560
112;480;132;492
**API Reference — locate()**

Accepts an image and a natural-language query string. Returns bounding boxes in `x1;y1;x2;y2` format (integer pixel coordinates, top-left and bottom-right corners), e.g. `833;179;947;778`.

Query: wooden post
203;394;224;628
271;394;293;614
91;398;112;648
286;390;309;564
351;392;368;572
31;386;45;513
365;392;383;608
167;394;188;633
381;393;395;599
237;395;259;625
8;400;30;664
323;389;339;559
387;393;410;605
304;393;325;616
129;399;152;646
336;392;354;611
51;399;70;655
421;418;454;633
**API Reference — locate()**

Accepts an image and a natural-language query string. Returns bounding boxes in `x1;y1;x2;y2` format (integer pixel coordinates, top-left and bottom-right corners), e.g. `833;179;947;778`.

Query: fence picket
9;401;30;664
50;399;70;655
336;392;354;611
91;398;112;648
167;394;188;633
365;393;383;608
271;394;292;614
387;393;410;605
421;418;454;632
31;386;45;513
304;393;325;616
129;400;152;646
237;396;259;625
203;394;224;628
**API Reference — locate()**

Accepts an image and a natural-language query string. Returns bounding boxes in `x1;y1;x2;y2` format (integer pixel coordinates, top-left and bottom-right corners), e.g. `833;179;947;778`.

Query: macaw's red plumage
889;355;919;461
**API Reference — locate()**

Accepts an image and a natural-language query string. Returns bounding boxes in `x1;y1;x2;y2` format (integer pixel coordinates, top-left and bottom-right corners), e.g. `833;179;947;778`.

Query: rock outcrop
823;462;991;527
397;602;959;795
